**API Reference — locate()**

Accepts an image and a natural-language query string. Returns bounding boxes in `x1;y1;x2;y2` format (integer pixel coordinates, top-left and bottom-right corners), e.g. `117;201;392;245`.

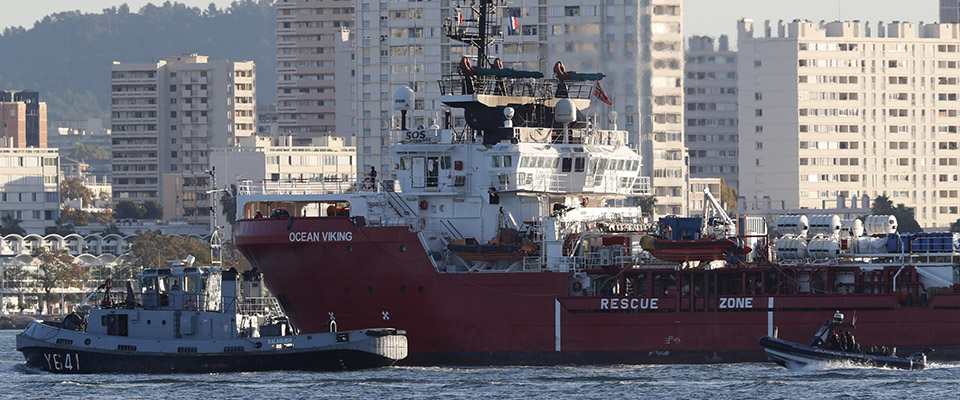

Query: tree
59;206;91;226
952;218;960;233
872;195;922;233
718;177;738;210
635;195;657;217
143;200;163;219
92;208;114;225
115;200;145;219
220;184;238;230
123;232;212;272
45;218;77;235
33;248;87;313
61;177;96;204
100;223;122;236
0;215;26;236
69;143;110;161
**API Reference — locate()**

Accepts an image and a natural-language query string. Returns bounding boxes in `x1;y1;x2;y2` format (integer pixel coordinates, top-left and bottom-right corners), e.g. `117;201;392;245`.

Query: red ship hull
235;217;960;365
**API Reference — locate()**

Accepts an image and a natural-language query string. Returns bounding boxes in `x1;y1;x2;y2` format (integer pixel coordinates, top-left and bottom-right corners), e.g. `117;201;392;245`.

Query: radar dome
393;86;415;111
555;98;577;124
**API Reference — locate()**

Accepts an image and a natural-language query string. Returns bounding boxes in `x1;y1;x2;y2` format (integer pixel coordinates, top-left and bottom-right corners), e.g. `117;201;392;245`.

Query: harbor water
2;330;958;399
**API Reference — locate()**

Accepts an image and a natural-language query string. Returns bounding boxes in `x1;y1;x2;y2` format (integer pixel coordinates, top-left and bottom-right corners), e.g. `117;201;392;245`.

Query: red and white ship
234;0;960;365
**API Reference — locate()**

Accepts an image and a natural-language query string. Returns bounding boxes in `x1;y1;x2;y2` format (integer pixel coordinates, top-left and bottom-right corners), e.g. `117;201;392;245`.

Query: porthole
418;285;425;293
347;245;353;252
84;338;91;345
401;286;407;293
368;286;373;293
345;286;351;294
147;320;151;325
399;245;407;252
162;320;167;325
439;205;446;212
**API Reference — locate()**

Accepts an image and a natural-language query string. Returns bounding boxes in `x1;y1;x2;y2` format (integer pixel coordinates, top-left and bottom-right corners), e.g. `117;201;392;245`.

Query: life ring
362;177;375;190
419;200;428;210
184;298;197;312
572;281;583;291
580;197;588;207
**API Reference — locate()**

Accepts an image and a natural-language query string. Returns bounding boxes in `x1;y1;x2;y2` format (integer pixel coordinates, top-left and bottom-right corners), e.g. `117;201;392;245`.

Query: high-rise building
275;0;355;140
0;90;47;148
355;0;682;213
110;54;255;225
738;19;960;228
942;0;960;23
685;35;739;190
0;147;60;233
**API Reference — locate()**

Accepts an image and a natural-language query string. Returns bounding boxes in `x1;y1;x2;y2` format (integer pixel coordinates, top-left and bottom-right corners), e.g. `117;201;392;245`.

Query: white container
839;219;864;238
853;236;887;254
775;215;809;236
864;215;898;235
808;236;841;259
809;215;841;236
776;236;808;260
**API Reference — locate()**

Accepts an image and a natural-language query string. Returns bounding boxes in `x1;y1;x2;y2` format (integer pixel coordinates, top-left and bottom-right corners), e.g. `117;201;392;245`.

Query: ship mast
446;0;503;67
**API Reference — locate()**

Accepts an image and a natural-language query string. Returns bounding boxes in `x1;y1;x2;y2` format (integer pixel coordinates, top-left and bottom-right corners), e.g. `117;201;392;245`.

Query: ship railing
237;178;356;196
238;296;284;318
438;75;596;101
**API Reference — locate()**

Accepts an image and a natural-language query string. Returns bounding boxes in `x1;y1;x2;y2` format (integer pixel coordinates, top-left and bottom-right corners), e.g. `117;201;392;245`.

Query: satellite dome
393;86;415;111
555;99;577;124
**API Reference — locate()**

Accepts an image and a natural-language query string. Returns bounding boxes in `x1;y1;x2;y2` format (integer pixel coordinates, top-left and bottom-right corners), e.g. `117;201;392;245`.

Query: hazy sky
0;0;942;41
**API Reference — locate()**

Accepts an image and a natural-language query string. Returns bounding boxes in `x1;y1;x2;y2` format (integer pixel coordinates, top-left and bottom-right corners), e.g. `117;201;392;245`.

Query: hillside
0;1;276;121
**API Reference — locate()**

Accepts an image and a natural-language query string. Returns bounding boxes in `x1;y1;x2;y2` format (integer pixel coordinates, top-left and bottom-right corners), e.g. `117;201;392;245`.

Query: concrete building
275;0;355;139
0;148;60;233
256;104;280;137
209;135;355;235
687;177;723;214
0;90;47;148
111;54;256;225
738;19;960;228
942;0;960;23
685;35;739;190
355;0;683;214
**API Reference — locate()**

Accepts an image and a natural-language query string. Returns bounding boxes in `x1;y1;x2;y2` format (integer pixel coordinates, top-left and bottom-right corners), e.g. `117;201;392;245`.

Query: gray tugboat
15;259;407;373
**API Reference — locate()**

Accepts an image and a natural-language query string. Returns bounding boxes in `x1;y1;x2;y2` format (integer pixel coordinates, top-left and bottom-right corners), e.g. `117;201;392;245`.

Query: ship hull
236;218;960;365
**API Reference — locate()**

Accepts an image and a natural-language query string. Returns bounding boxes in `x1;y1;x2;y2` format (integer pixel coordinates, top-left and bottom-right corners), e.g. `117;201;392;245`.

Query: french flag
509;16;518;30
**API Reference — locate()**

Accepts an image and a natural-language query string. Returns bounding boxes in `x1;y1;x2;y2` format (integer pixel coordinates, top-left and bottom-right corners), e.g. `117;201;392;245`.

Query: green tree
115;200;145;219
33;248;87;313
0;215;26;236
100;223;122;236
220;184;237;230
636;195;657;216
69;143;110;161
143;200;163;219
92;208;114;225
872;195;922;233
951;218;960;232
61;177;96;204
125;232;212;271
45;218;77;235
59;206;91;226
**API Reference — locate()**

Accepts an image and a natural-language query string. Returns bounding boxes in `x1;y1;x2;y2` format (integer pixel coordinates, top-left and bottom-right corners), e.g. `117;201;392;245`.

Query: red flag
458;12;463;24
593;81;612;105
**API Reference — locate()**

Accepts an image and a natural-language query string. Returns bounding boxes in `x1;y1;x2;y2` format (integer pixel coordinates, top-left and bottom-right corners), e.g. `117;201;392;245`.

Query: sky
0;0;943;40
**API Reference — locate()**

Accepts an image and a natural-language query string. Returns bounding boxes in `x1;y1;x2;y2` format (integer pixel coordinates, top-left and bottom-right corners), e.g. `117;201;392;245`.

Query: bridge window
502;155;512;167
574;157;585;172
561;157;572;172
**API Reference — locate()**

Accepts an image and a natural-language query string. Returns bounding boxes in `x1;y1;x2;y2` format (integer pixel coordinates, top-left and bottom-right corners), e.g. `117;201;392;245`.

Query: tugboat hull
17;321;407;374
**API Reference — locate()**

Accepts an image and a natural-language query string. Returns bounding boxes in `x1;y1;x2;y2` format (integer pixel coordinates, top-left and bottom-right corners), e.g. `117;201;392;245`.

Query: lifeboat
643;236;751;263
448;228;538;261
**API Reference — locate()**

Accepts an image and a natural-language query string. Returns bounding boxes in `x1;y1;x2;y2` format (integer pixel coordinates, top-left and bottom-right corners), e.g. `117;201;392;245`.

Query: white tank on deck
839;219;864;238
865;215;898;235
775;215;809;236
854;236;887;254
808;236;841;259
776;235;808;260
809;215;841;236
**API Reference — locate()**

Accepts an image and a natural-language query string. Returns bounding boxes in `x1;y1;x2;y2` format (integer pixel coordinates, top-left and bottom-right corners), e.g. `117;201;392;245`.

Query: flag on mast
593;81;612;105
509;16;518;31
